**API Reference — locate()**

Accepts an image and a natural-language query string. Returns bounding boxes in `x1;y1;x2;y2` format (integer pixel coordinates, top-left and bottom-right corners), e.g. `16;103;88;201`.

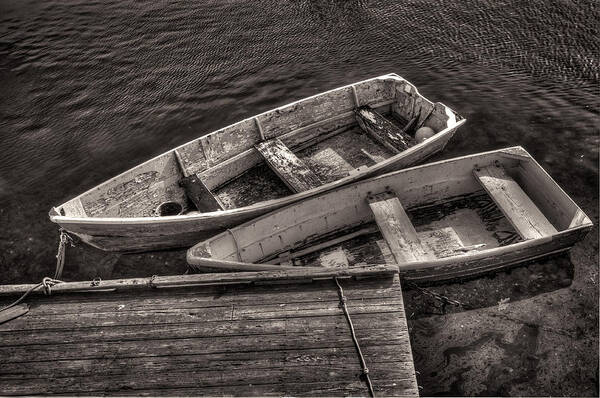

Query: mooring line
0;277;63;313
55;228;75;279
334;277;375;397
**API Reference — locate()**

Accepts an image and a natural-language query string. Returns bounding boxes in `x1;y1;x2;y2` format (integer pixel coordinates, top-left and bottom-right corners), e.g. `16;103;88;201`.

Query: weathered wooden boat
187;147;593;283
49;74;465;252
0;266;418;396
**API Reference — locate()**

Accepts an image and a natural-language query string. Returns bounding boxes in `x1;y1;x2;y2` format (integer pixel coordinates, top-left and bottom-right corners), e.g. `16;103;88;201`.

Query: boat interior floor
215;164;292;210
265;192;522;268
212;122;397;210
297;126;395;183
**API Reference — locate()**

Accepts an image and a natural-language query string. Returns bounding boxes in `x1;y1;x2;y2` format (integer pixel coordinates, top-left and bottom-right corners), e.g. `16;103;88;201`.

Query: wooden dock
0;266;419;397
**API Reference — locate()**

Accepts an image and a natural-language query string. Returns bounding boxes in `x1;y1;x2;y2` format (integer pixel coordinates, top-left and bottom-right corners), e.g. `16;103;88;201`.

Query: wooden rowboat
187;147;593;283
49;74;465;252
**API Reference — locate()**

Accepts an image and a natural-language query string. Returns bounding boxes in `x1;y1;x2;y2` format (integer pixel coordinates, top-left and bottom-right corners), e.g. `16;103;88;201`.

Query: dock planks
474;165;557;240
0;268;418;397
255;138;322;193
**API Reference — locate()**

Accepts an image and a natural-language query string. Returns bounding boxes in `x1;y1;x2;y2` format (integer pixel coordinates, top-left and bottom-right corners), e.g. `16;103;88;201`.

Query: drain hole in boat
156;202;183;216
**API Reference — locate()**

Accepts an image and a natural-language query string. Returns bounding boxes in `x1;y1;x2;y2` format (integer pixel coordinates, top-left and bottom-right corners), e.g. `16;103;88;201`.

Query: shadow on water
405;222;599;395
428;323;542;396
403;253;575;318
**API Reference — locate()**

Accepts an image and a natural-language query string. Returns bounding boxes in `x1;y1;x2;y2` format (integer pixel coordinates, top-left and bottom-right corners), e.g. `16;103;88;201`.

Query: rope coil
334;277;375;397
42;277;55;295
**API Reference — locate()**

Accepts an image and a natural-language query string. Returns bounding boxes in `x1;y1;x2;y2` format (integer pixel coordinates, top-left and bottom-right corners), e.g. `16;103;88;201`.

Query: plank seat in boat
355;106;414;153
367;190;432;264
474;164;557;240
178;173;224;213
173;149;224;213
255;138;322;193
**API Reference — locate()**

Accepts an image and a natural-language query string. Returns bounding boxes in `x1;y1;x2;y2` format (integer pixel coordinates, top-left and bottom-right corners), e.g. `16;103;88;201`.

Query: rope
404;280;470;314
334;277;375;397
416;106;435;129
54;229;75;279
0;277;63;313
90;277;102;287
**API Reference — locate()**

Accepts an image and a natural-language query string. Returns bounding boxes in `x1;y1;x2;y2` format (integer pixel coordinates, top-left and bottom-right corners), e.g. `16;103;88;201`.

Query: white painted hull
187;147;593;282
54;129;456;252
50;74;465;252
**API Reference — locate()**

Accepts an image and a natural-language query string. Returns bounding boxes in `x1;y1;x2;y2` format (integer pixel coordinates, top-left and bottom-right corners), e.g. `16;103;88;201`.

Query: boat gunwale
187;224;592;273
50;73;465;224
187;220;592;283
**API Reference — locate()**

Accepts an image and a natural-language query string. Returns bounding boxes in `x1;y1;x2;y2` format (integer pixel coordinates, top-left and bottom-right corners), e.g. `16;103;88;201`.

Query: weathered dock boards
474;165;557;240
0;266;418;397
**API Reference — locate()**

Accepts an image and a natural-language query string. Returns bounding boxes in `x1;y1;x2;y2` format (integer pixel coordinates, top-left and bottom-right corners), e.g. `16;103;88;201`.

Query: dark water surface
1;0;598;396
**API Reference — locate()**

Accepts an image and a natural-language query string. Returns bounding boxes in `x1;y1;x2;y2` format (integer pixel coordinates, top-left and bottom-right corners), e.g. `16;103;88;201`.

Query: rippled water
1;0;597;200
0;0;598;394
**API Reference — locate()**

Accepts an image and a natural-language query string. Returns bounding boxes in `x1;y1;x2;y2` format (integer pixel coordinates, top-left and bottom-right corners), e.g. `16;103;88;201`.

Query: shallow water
0;0;598;395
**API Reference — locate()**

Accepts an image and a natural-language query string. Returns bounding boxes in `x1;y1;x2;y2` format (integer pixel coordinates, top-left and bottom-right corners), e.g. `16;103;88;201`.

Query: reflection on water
0;0;598;394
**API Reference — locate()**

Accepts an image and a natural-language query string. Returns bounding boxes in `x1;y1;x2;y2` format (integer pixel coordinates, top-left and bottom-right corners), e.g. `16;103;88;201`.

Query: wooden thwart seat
355;106;414;153
174;149;224;212
474;165;557;240
367;190;431;264
255;138;322;193
179;174;224;212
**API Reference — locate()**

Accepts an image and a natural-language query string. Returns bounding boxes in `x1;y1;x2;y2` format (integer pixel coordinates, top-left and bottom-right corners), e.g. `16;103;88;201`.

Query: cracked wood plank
355;106;415;153
255;138;322;193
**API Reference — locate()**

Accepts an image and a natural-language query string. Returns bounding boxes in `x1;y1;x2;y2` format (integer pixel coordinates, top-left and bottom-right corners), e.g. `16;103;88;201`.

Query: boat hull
186;147;593;283
187;227;589;284
400;227;589;283
51;74;465;252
